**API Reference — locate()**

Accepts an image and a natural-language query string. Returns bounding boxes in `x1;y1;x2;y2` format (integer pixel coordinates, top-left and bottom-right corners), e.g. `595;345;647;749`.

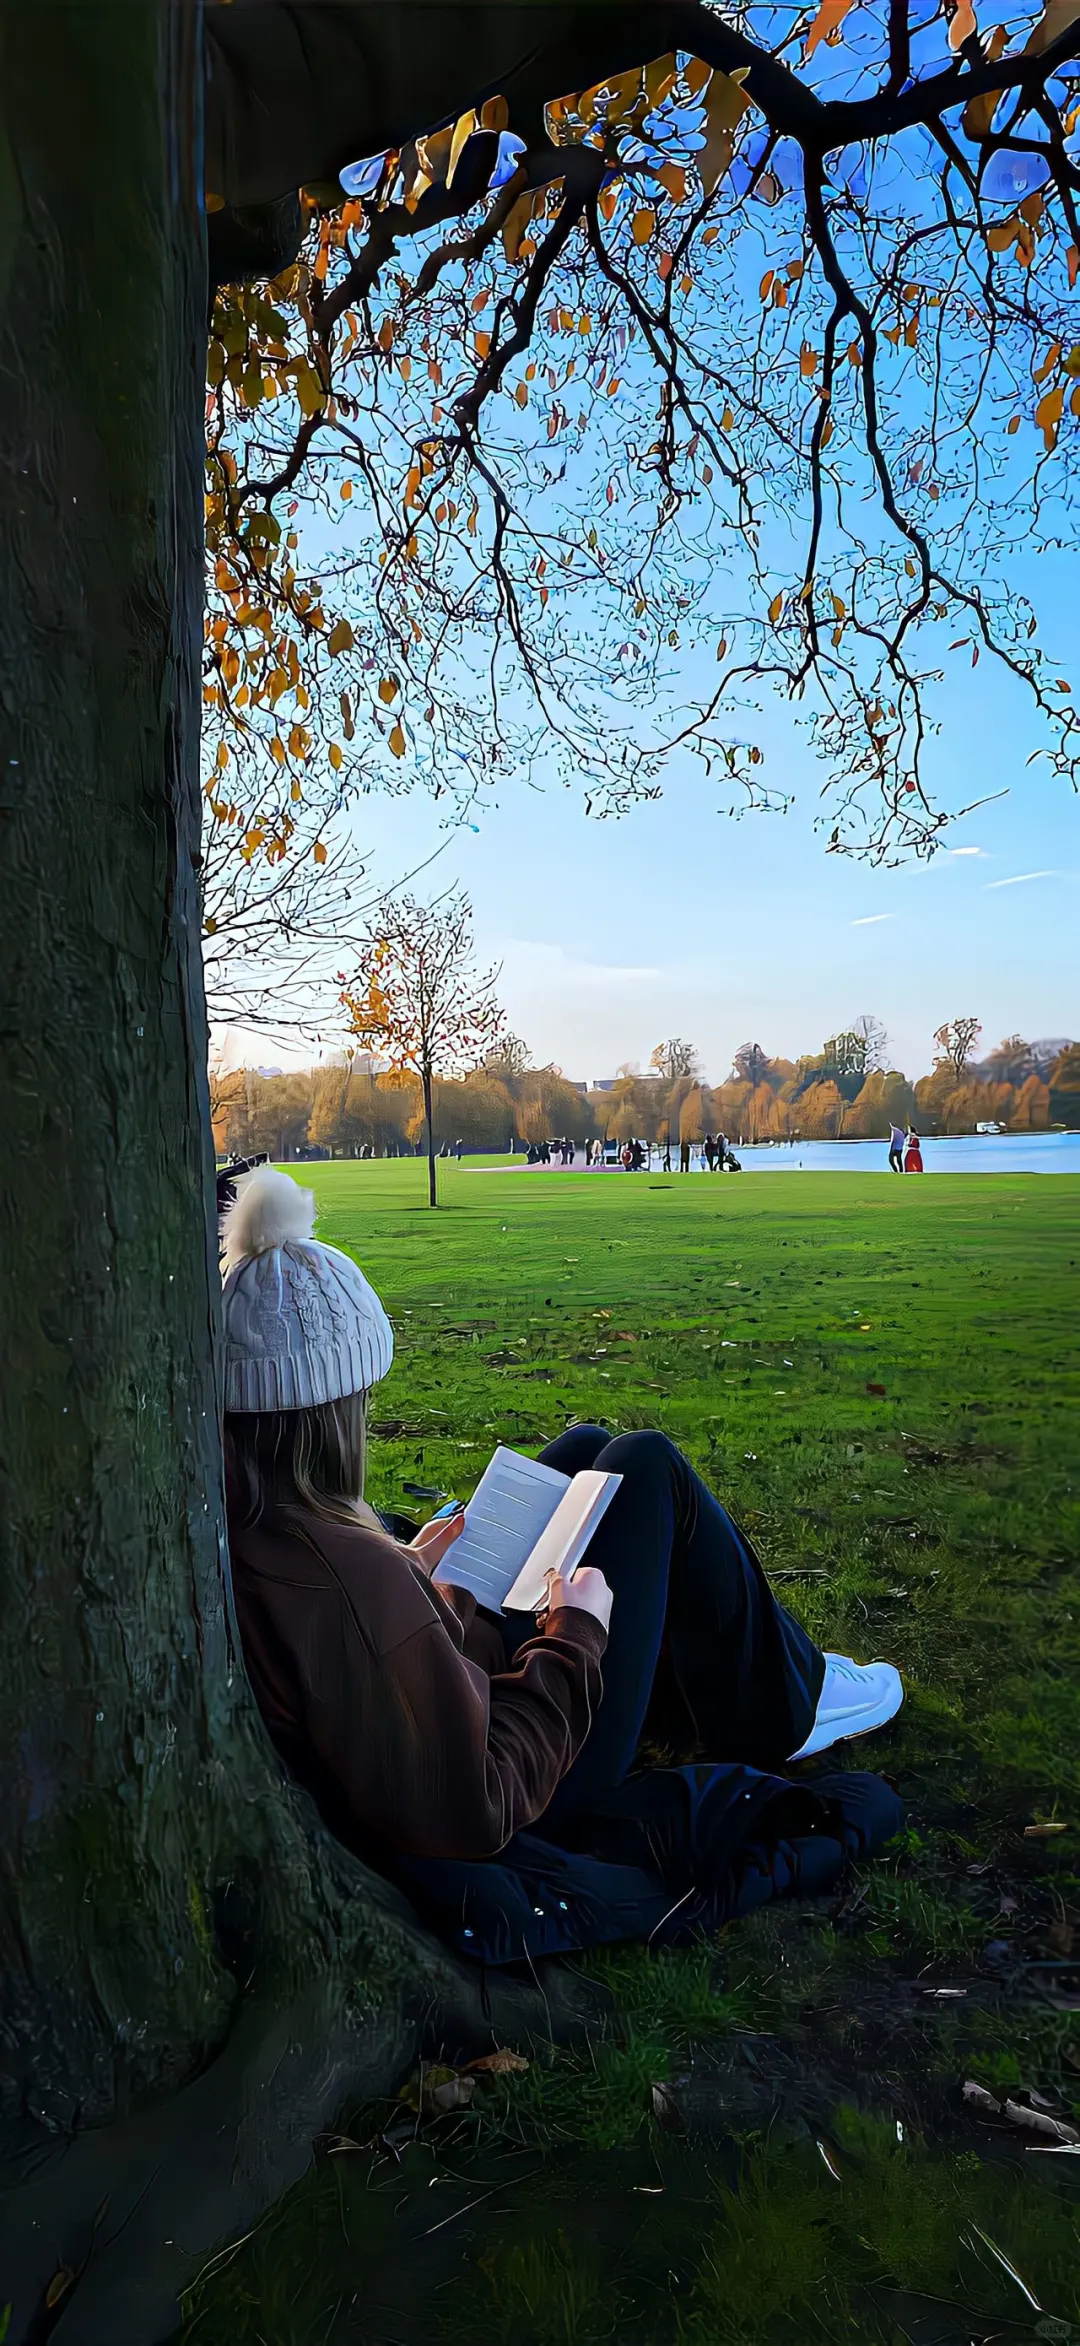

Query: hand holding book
430;1445;621;1617
539;1564;614;1632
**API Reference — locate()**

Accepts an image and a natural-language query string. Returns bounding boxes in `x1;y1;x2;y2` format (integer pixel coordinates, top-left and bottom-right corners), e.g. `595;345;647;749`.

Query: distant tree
1009;1074;1052;1132
733;1042;772;1088
407;1072;515;1155
221;1069;314;1161
481;1032;532;1082
341;892;504;1206
650;1037;699;1082
933;1018;983;1081
820;1027;883;1102
851;1014;889;1073
309;1058;415;1156
979;1033;1035;1085
1049;1046;1080;1128
796;1079;847;1140
520;1066;594;1146
679;1086;706;1144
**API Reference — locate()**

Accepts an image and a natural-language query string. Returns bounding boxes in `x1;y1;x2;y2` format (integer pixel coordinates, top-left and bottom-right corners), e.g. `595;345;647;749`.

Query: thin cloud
984;870;1059;890
947;846;989;858
851;914;893;926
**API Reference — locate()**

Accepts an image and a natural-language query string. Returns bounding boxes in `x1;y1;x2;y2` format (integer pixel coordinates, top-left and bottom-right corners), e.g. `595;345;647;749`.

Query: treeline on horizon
213;1032;1080;1161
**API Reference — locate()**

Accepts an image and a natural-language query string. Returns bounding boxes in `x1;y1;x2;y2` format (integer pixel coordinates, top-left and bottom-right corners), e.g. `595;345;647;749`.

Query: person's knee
597;1428;679;1481
540;1422;611;1472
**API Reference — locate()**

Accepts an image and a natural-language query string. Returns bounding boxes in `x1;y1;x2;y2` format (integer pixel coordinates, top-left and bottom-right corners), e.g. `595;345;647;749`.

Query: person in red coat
904;1128;924;1173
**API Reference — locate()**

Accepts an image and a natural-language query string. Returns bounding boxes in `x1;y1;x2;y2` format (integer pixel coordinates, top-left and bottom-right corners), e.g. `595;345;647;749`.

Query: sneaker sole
790;1682;904;1763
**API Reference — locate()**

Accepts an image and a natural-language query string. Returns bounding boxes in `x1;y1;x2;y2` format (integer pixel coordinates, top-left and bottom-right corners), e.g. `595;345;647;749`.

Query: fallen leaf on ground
430;2076;477;2113
1003;2098;1079;2144
1025;1821;1068;1837
463;2049;530;2075
965;2080;1080;2143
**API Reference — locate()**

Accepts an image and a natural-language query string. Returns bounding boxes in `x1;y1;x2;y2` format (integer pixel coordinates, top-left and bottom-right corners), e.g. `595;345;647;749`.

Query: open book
432;1445;621;1615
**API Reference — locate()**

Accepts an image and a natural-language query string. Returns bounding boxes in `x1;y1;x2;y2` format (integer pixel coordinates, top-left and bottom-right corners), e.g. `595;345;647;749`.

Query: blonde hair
224;1390;368;1529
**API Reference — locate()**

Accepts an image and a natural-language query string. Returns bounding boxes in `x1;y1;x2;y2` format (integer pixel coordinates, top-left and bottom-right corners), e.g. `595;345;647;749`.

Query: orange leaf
447;110;477;189
948;0;978;50
656;162;688;203
389;721;406;757
759;270;775;301
329;743;343;770
502;191;535;263
961;23;1009;139
768;591;784;622
475;331;491;359
698;69;750;192
378;676;399;703
1035;382;1065;449
805;0;856;58
632;207;656;245
314;840;328;863
1006;412;1022;433
1069;245;1080;288
1034;341;1062;383
328;619;354;655
644;51;679;107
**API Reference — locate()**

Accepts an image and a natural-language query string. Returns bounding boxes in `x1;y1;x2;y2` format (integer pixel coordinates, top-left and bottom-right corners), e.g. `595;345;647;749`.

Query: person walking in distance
888;1119;905;1174
679;1136;691;1174
904;1128;924;1174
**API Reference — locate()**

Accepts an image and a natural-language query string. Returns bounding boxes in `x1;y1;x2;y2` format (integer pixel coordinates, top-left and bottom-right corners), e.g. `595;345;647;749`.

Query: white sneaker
789;1652;904;1762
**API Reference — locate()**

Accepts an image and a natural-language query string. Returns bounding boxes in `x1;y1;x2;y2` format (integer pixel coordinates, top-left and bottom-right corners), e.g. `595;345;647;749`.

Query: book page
432;1446;569;1611
504;1470;622;1612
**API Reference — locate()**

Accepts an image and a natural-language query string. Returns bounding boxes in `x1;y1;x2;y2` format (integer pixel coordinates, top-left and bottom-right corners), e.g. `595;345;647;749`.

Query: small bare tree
340;892;504;1205
852;1013;889;1073
934;1016;983;1081
650;1037;700;1080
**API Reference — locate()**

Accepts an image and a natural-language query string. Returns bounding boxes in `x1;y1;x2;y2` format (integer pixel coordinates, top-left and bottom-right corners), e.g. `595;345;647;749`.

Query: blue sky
295;633;1079;1086
227;22;1080;1084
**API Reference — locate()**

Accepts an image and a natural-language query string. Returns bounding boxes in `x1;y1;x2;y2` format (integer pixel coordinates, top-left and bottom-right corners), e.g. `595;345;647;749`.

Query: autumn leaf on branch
199;0;1080;1004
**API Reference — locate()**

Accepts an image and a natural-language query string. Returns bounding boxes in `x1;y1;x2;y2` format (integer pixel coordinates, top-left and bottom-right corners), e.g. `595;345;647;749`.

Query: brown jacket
228;1503;607;1863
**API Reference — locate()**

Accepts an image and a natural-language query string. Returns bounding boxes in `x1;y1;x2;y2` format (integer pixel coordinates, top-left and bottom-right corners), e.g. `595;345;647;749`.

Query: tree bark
422;1066;438;1207
0;13;602;2339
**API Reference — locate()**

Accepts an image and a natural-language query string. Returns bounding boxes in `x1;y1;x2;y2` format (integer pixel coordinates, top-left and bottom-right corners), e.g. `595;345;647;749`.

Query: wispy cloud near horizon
985;870;1060;890
851;914;893;926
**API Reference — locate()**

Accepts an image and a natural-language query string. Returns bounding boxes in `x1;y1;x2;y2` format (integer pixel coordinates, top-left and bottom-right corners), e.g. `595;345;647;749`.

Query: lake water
507;1133;1080;1176
704;1131;1080;1176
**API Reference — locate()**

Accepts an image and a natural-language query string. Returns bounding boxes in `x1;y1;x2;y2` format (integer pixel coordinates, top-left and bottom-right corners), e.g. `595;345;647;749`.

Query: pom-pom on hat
221;1164;393;1413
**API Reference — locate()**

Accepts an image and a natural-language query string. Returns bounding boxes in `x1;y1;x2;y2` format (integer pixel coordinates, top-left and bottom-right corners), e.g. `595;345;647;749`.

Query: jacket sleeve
311;1578;607;1862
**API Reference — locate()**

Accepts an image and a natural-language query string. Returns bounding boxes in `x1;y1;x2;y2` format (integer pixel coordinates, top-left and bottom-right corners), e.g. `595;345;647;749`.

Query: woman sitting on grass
223;1167;904;1963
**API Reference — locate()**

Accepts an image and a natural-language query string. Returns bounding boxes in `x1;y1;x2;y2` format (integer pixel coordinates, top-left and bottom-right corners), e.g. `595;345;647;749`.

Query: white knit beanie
221;1165;394;1413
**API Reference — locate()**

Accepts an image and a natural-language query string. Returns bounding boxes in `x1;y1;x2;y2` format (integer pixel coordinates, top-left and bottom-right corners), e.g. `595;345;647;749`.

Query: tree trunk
422;1067;438;1207
0;15;600;2339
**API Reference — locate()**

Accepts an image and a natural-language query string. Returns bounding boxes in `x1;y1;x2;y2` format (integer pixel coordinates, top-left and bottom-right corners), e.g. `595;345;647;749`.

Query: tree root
1;1882;608;2346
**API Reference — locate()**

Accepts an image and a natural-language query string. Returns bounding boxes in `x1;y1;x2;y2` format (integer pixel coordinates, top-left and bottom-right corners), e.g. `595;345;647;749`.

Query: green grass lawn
183;1161;1080;2346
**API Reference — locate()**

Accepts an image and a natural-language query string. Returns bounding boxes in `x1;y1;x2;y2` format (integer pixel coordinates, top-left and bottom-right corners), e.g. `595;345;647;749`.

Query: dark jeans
888;1146;904;1172
499;1427;826;1821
